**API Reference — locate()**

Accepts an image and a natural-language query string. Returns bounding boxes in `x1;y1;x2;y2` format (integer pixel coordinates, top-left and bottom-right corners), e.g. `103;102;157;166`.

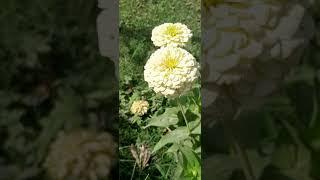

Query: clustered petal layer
151;23;192;47
203;0;309;85
44;130;117;180
144;47;200;98
131;100;149;116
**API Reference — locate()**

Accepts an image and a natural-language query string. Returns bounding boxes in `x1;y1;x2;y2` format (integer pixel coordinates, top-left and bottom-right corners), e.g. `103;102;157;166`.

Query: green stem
234;138;256;180
223;86;256;180
130;162;136;180
279;118;304;147
221;119;256;180
309;86;318;128
177;99;191;133
165;163;173;178
144;174;150;180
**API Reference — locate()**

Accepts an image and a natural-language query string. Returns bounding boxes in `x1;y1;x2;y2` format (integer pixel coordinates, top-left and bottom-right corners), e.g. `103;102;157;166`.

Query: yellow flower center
165;25;180;37
161;55;179;71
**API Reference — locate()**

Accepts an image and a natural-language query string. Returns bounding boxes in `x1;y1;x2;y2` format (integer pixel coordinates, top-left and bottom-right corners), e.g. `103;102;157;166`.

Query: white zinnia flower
144;47;200;98
44;130;116;180
131;100;149;116
151;23;192;47
201;0;314;111
203;0;312;85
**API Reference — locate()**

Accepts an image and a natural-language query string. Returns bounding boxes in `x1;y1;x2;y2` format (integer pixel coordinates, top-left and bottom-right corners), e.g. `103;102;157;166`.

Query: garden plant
119;0;201;179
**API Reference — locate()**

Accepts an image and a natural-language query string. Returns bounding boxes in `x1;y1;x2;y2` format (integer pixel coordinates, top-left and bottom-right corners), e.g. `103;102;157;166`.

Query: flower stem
130;162;137;180
309;86;318;128
223;86;256;180
144;174;150;180
221;119;256;180
177;99;191;133
279;118;304;147
233;138;256;180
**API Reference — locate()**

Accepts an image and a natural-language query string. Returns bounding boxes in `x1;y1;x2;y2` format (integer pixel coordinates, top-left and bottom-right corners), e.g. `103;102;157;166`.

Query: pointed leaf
152;127;189;154
145;107;179;128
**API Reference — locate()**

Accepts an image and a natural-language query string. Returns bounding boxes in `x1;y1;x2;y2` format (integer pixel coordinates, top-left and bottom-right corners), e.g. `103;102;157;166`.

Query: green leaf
185;109;200;122
195;146;201;154
166;143;180;154
173;165;184;180
272;144;312;180
155;163;166;177
152;127;189;154
203;155;240;180
144;107;179;128
246;150;271;179
130;116;141;124
285;66;316;86
86;90;115;101
179;145;200;168
189;120;201;135
272;144;296;169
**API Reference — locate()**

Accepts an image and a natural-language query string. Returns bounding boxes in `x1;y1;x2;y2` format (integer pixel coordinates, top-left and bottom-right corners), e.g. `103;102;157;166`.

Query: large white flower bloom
144;47;200;97
131;100;149;116
203;0;313;85
151;23;192;47
201;1;314;128
44;130;117;180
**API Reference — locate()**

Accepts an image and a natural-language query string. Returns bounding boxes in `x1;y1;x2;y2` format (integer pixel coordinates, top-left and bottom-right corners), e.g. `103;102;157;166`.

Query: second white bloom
144;47;200;98
151;23;192;47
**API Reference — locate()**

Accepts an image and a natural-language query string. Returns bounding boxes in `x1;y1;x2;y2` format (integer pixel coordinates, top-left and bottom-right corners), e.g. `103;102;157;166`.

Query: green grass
119;0;200;179
120;0;200;84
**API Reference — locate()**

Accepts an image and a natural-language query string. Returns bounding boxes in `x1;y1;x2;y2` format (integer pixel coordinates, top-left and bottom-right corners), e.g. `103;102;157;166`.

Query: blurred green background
0;0;118;179
202;1;320;180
